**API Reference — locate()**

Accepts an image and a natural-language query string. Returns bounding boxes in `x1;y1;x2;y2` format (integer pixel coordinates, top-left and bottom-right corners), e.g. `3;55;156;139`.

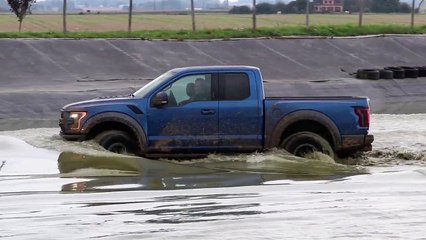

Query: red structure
313;0;344;13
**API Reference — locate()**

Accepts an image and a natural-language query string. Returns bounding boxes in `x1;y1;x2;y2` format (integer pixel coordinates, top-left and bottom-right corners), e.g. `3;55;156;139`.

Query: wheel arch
81;112;147;155
266;110;341;150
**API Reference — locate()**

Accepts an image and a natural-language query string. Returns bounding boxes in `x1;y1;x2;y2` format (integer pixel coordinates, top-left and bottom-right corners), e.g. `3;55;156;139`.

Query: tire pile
356;66;426;80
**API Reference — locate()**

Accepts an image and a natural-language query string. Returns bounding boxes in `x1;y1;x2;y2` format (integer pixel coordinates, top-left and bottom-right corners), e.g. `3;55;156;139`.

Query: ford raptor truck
59;66;374;159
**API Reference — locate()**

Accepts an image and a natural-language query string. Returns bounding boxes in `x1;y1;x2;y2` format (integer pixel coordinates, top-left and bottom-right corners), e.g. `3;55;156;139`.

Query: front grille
59;111;66;131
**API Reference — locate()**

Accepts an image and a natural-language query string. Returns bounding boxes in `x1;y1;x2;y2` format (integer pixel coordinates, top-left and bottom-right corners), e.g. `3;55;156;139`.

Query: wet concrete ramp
1;36;426;125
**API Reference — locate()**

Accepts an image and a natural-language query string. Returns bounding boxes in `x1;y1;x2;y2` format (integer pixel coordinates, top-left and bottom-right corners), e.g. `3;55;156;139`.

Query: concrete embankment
1;36;426;129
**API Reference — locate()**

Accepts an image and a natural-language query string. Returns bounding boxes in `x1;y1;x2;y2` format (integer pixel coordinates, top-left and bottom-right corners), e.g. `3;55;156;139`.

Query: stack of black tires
356;66;426;80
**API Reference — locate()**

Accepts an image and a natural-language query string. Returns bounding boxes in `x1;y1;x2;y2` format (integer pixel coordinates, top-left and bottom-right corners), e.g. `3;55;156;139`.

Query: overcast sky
26;0;426;7
267;0;423;6
397;0;422;5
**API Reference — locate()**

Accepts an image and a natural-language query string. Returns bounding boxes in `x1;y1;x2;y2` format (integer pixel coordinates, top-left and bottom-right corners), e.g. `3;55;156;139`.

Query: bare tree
411;0;415;28
306;0;310;30
7;0;36;32
252;0;256;30
190;0;195;32
128;0;133;36
358;0;364;27
63;0;67;35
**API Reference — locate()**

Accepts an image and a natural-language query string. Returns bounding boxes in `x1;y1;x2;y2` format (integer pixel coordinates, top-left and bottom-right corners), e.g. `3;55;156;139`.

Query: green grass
2;12;426;36
0;24;425;39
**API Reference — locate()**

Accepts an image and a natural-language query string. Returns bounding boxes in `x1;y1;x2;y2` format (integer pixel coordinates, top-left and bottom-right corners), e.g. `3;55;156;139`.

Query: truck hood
62;95;135;111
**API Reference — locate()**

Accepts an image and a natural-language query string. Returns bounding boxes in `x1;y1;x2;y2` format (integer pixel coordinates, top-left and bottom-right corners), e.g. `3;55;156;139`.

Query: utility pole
252;0;257;30
411;0;415;28
190;0;196;32
305;0;310;30
63;0;67;35
128;0;133;37
358;0;364;27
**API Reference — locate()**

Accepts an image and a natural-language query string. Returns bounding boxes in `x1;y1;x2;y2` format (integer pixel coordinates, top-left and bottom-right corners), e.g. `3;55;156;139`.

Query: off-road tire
95;130;136;155
281;131;335;159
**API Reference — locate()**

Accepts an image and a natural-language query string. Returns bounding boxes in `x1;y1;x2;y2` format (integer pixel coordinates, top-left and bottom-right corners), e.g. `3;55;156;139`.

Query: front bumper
340;134;374;152
60;131;86;141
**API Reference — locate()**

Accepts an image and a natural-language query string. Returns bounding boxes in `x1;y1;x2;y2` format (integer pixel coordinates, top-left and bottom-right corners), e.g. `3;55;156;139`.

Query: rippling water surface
1;114;426;239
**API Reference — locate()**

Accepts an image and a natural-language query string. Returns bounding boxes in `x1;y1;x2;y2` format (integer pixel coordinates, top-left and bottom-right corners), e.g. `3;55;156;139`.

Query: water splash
3;113;426;192
54;149;366;193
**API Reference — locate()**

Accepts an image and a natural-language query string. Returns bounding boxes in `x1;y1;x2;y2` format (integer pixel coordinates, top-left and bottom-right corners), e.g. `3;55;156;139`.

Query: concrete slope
1;36;426;129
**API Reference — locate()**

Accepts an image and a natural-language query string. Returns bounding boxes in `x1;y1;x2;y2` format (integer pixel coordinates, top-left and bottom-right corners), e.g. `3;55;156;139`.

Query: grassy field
1;13;426;38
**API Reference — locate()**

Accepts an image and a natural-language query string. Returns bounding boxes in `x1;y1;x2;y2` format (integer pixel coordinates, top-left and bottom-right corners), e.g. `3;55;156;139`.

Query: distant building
313;0;344;13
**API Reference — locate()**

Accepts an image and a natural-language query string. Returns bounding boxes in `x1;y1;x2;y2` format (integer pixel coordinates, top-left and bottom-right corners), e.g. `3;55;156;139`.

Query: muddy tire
356;69;380;80
281;132;335;159
417;66;426;77
385;67;405;79
95;130;136;154
379;69;393;79
399;66;418;78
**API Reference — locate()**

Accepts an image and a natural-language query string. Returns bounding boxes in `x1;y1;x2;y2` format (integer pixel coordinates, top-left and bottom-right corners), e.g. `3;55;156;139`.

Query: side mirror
152;92;168;107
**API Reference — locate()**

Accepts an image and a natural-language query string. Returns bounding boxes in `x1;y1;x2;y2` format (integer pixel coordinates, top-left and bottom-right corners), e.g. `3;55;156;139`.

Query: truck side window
162;74;212;106
220;73;250;100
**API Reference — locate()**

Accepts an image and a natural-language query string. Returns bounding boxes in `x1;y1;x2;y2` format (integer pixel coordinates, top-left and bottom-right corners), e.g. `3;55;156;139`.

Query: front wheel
95;130;136;155
281;131;334;159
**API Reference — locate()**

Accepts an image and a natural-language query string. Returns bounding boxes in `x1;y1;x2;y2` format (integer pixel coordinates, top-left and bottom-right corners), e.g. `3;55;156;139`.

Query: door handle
201;109;216;115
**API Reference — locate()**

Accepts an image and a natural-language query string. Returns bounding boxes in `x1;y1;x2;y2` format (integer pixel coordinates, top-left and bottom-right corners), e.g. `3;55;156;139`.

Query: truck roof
171;65;260;73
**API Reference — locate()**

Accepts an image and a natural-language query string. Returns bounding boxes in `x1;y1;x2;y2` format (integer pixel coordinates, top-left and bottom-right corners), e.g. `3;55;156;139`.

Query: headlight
68;111;87;130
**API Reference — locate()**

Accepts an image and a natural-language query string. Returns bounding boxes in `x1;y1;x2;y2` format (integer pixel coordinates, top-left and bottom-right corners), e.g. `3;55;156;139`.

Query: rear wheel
281;131;335;159
95;130;136;155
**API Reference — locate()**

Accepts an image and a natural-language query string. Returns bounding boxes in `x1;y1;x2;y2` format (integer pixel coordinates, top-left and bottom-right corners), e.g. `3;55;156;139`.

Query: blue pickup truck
59;66;373;159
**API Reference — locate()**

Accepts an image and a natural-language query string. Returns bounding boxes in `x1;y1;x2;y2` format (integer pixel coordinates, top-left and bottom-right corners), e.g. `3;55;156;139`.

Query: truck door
218;72;263;151
146;73;219;153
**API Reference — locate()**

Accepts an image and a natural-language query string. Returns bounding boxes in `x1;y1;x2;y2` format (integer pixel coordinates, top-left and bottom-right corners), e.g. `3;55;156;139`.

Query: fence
0;0;422;35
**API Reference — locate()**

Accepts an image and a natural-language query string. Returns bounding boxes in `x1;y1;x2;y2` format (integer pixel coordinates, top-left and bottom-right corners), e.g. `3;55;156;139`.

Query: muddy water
0;114;425;239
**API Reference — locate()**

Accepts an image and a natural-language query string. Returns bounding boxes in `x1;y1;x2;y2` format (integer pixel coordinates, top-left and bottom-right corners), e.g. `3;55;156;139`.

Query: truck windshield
132;71;175;98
